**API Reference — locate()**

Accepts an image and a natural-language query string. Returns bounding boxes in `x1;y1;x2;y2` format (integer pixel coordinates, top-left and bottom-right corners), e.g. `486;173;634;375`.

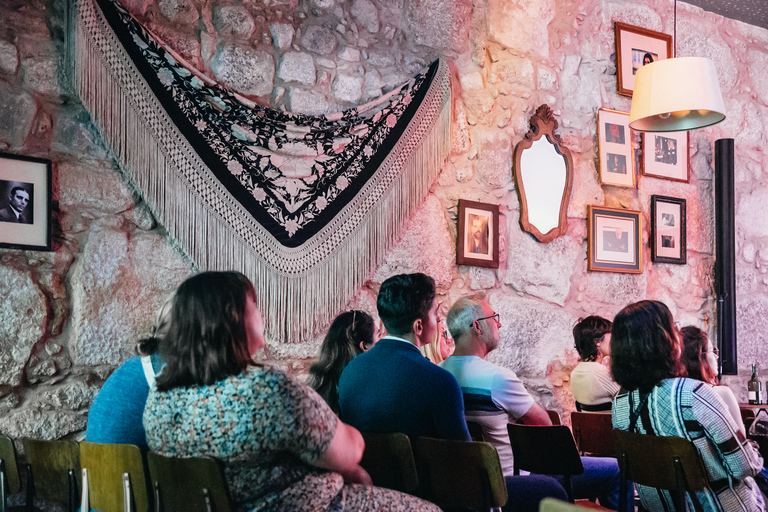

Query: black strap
628;391;650;434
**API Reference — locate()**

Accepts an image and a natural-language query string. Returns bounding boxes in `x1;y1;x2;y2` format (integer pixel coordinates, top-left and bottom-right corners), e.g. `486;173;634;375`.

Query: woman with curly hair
611;300;764;512
307;310;377;414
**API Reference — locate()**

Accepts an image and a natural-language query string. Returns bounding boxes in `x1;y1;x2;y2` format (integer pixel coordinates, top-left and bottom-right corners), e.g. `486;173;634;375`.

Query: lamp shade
629;56;726;132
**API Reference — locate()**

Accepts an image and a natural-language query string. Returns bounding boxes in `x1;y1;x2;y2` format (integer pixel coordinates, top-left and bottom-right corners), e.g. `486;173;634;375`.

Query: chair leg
122;473;131;512
619;452;629;512
202;488;212;512
564;474;573;503
1;459;6;512
153;482;162;512
24;465;32;512
67;468;77;512
81;468;89;512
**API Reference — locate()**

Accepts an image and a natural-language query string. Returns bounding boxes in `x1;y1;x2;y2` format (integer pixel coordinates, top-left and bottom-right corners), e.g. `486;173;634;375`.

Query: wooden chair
359;432;418;494
613;429;708;512
79;442;150;512
0;436;23;512
741;408;756;433
146;452;231;512
539;497;606;512
548;410;562;426
506;424;583;502
414;437;507;512
466;421;486;442
575;402;612;413
571;412;616;457
22;439;80;512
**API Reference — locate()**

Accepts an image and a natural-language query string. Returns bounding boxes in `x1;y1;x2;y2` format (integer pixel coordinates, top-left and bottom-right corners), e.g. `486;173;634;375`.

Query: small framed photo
0;153;52;251
614;22;673;97
457;199;500;269
598;109;634;188
651;195;686;264
588;205;643;274
642;131;689;183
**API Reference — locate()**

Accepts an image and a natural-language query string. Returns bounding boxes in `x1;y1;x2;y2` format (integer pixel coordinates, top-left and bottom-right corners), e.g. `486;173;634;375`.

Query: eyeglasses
472;313;500;327
706;347;719;356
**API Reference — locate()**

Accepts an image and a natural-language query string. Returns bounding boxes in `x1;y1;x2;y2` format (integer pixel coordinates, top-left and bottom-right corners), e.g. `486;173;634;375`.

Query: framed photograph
457;199;499;269
642;131;689;183
0;153;52;251
651;195;686;264
598;109;634;188
614;22;673;97
587;205;643;273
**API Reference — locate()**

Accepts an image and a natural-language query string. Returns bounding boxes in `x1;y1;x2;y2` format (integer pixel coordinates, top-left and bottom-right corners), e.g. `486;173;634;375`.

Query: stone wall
0;0;766;438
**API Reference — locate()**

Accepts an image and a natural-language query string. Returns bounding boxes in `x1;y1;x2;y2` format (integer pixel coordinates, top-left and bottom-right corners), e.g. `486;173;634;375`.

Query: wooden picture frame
587;205;643;273
615;21;673;97
598;109;635;188
642;131;690;183
513;104;574;243
651;195;686;264
0;152;52;251
457;199;500;269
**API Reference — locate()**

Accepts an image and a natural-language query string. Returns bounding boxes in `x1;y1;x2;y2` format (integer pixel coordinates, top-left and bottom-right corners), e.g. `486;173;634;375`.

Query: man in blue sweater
338;272;469;441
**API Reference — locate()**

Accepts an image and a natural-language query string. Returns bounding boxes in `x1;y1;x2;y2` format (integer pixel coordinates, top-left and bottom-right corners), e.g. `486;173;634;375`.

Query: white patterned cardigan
613;378;765;512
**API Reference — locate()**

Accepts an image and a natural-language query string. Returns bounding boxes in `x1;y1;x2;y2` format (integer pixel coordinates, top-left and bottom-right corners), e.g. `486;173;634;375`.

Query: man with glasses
442;296;624;510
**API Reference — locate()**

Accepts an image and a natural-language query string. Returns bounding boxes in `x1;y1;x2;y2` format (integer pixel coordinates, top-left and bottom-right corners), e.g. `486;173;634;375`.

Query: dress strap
141;355;156;389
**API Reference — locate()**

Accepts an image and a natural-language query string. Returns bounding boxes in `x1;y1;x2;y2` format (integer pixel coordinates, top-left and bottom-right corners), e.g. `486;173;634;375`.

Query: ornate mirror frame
512;104;574;243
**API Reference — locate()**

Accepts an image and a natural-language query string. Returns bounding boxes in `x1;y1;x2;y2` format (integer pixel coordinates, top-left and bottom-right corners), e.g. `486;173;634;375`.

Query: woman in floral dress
143;271;437;511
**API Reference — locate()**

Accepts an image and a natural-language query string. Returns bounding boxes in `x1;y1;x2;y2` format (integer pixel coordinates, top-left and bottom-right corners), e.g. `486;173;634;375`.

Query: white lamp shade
629;56;726;132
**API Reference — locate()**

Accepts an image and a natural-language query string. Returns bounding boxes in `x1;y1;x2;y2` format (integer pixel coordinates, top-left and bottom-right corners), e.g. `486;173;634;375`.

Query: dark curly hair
611;300;685;393
681;325;718;385
377;273;435;336
573;316;612;361
307;310;375;414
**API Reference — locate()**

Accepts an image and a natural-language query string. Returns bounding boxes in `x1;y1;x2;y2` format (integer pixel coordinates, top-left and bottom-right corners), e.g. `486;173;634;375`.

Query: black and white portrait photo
0;180;33;224
661;235;675;249
661;213;675;227
603;229;629;253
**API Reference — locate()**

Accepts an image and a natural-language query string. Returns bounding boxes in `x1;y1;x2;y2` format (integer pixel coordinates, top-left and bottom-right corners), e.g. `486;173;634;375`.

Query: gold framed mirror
512;104;574;243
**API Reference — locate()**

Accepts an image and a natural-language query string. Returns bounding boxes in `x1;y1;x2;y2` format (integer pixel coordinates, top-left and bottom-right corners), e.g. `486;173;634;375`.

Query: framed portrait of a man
0;153;52;251
587;205;643;273
457;199;499;269
614;22;673;97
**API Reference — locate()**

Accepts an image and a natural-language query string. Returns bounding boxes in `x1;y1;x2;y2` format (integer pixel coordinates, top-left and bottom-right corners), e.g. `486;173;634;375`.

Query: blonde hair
420;321;454;364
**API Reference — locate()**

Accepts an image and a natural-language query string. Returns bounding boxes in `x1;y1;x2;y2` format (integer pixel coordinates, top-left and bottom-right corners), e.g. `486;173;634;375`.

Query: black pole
715;138;737;375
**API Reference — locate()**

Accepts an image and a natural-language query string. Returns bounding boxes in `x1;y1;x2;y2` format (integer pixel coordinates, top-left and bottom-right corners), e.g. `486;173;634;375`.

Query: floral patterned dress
143;366;437;511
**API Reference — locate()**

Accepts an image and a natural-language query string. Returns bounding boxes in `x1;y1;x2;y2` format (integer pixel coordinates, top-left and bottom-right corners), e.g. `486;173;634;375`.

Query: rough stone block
487;0;555;58
736;295;768;369
373;195;456;289
213;5;255;39
301;25;338;55
338;47;361;62
0;266;46;387
475;129;512;188
334;73;364;103
288;88;333;115
58;161;135;214
489;58;535;89
212;45;274;97
270;23;295;50
68;227;190;366
351;0;379;34
405;0;471;52
0;41;19;74
504;227;581;306
0;80;35;149
0;408;86;440
486;293;577;379
575;268;648;308
159;0;199;25
278;52;316;85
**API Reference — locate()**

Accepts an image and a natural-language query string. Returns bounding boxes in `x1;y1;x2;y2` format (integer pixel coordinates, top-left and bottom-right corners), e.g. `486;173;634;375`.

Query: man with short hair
0;186;31;224
338;272;469;441
442;296;624;510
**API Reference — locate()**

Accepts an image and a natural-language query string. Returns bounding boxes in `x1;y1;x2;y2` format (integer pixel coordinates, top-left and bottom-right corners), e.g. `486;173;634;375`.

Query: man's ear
472;320;482;335
359;341;368;352
412;317;423;337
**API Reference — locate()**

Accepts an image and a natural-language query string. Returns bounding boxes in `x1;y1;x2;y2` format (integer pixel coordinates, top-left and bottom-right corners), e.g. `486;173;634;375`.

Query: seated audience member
442;297;624;510
85;295;172;448
570;316;620;409
144;272;437;511
420;319;454;364
307;310;377;414
339;277;568;512
612;300;765;512
681;325;746;437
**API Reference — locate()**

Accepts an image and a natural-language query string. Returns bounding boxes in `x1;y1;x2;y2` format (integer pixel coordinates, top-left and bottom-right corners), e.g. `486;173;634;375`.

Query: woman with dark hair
144;272;436;511
681;325;746;437
612;300;764;512
570;315;619;409
307;310;377;414
420;320;454;365
643;52;654;66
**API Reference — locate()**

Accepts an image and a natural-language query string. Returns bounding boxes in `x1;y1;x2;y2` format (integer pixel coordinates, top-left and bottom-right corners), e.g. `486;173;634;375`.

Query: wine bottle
748;364;759;405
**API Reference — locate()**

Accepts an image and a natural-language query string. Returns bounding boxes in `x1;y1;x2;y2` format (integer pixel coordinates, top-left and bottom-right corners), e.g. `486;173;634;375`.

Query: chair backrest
548;410;562;426
23;438;81;509
466;421;486;442
80;442;150;512
613;429;708;512
360;432;418;493
506;424;583;476
571;412;616;457
414;437;507;510
146;452;231;512
741;408;756;433
539;497;603;512
575;401;612;413
0;436;20;494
